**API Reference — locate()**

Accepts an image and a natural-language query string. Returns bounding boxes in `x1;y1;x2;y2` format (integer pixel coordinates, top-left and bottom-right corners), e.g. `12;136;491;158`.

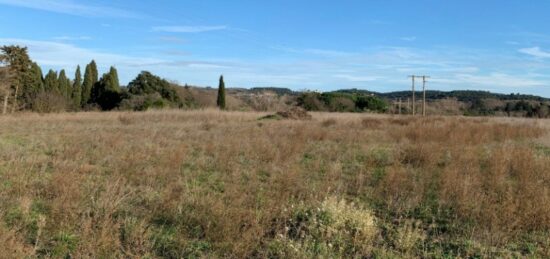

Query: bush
269;197;378;258
119;93;171;111
297;92;326;111
298;92;388;113
31;92;67;113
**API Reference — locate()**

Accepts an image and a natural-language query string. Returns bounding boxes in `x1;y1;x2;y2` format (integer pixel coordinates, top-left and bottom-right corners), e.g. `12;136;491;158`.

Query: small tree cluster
298;91;389;113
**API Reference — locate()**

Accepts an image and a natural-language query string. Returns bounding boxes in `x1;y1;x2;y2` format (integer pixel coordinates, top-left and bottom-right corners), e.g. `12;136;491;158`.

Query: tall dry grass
0;110;549;258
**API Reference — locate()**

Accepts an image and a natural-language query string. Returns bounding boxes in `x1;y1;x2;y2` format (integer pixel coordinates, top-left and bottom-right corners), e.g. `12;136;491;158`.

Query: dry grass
0;110;549;258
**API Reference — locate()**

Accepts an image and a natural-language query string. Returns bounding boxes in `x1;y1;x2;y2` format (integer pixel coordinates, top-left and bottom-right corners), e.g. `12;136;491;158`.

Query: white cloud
450;73;546;88
152;26;228;33
271;46;354;57
333;74;380;82
0;38;162;68
519;47;550;58
158;37;187;44
0;0;142;18
52;36;92;41
304;49;353;57
400;36;417;42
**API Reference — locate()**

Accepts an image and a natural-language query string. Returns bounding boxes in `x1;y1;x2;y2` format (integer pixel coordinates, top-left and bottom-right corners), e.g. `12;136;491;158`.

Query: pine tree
81;60;98;106
44;70;59;93
216;75;226;110
72;65;82;110
0;46;33;111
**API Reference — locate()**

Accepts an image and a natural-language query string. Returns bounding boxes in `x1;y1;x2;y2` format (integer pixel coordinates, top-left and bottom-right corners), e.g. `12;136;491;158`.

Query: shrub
270;197;378;258
31;91;67;113
119;93;171;111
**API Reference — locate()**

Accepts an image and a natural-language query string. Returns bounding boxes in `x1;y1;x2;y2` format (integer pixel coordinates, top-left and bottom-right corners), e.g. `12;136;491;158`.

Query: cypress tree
216;75;226;110
81;60;98;105
29;62;44;92
92;66;121;110
44;70;59;93
90;60;98;83
58;69;70;98
107;66;120;92
25;62;44;109
72;65;82;109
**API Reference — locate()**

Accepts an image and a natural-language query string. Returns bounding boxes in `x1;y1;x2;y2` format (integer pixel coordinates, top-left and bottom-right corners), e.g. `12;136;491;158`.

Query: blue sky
1;0;550;96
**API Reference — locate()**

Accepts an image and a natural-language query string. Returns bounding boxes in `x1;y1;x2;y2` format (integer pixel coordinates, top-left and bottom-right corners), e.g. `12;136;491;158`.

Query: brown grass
0;110;549;258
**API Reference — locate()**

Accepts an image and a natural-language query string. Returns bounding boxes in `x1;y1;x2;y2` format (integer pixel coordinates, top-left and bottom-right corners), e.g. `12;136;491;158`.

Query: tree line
0;45;208;113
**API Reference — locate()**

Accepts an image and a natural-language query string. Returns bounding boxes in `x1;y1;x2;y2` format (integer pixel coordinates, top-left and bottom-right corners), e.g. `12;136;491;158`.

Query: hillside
174;86;550;118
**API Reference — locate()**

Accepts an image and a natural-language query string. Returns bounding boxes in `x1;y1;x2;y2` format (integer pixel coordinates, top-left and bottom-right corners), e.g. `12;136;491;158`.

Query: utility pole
420;76;430;117
408;76;416;115
398;98;402;115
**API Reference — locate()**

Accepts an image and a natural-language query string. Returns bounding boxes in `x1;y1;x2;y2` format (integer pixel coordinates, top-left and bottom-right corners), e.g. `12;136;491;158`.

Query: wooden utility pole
398;98;402;115
409;76;416;115
420;76;430;116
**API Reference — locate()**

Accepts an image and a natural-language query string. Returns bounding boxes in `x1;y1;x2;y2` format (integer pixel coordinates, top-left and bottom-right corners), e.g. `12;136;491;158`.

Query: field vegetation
1;110;549;258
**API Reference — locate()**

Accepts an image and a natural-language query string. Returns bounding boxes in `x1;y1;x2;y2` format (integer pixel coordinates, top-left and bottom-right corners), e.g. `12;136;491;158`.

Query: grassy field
1;110;549;258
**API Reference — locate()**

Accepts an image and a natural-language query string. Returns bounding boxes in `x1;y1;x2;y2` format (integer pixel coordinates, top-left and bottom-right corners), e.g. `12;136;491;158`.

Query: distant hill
173;85;550;118
333;88;550;102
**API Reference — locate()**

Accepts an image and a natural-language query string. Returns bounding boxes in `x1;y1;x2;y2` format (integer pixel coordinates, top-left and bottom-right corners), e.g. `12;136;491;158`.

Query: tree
26;62;44;106
58;69;71;98
0;45;33;112
107;66;120;92
127;71;181;104
92;66;122;110
44;70;59;93
72;65;82;110
216;75;226;110
0;66;12;114
81;60;98;105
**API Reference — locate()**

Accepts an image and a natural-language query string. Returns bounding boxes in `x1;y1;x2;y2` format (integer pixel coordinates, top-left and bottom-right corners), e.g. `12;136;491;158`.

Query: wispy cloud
0;0;142;18
333;74;381;82
152;25;228;33
519;46;550;58
452;73;546;88
53;36;92;41
400;36;417;42
158;36;187;44
271;46;354;57
0;38;232;84
0;38;162;68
